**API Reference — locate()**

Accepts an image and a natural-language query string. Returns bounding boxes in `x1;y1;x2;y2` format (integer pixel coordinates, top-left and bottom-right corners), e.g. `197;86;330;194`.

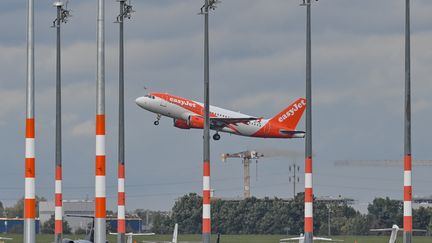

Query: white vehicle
109;232;155;243
370;224;426;243
280;233;343;243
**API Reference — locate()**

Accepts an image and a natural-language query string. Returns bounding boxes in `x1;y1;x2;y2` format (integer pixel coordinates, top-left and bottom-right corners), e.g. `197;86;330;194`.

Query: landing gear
213;133;221;141
154;114;161;126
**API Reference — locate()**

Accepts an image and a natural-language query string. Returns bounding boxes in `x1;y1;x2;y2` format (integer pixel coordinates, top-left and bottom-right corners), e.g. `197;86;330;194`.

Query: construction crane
334;160;432;167
221;150;264;198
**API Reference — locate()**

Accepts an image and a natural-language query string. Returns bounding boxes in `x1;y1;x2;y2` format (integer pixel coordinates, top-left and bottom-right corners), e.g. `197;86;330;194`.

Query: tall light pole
52;2;71;242
300;0;315;242
116;1;133;243
95;0;106;242
200;1;219;242
403;1;412;243
24;0;36;242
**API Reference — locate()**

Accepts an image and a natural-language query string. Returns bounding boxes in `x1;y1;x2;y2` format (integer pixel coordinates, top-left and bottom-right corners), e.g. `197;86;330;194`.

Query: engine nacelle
174;118;190;129
188;115;204;129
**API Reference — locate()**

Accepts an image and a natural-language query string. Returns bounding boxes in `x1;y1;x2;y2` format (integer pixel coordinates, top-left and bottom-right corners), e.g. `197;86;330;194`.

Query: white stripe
96;135;105;156
25;178;35;198
118;206;125;219
305;173;312;188
404;171;412;186
305;202;313;217
203;204;211;219
203;176;210;190
25;138;35;158
55;180;62;193
118;178;125;192
55;207;63;220
404;201;412;216
95;176;106;197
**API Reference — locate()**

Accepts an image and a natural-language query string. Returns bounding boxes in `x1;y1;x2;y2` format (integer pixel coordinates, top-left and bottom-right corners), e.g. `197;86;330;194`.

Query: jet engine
173;116;204;129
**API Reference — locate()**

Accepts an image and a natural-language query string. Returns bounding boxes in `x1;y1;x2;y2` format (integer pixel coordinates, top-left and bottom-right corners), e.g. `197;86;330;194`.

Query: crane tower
221;150;264;198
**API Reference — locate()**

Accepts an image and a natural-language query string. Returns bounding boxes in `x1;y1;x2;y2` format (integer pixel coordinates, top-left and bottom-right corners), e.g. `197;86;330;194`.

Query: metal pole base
203;233;211;243
94;218;106;243
304;232;313;243
24;219;36;243
54;234;63;243
117;233;126;243
404;232;412;243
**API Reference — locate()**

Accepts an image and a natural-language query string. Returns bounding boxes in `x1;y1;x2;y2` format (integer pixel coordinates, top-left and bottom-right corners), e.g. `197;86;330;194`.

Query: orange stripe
26;118;35;138
305;157;312;173
96;156;106;176
203;161;210;176
304;217;313;233
118;192;125;206
55;193;62;206
404;186;412;201
203;190;211;204
118;164;125;178
202;218;211;233
25;158;35;178
304;188;313;202
117;219;126;233
95;197;106;218
55;220;63;234
96;115;105;135
56;165;62;180
404;155;412;171
24;199;36;218
404;216;412;231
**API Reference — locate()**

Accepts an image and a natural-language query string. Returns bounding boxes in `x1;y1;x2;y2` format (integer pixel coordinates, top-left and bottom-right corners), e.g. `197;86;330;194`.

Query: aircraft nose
135;97;147;107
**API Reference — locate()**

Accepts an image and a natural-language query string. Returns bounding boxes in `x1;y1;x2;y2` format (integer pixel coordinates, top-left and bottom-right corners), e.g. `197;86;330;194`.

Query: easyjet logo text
278;100;306;123
169;97;197;108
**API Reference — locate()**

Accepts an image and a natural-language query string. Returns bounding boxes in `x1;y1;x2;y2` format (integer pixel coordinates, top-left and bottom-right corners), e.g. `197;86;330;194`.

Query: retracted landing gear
213;133;221;141
154;114;161;126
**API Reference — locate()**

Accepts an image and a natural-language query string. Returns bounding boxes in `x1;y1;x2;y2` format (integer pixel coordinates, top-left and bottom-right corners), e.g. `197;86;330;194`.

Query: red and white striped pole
303;1;313;242
203;160;211;239
55;165;63;241
403;1;412;242
24;0;36;242
95;0;106;242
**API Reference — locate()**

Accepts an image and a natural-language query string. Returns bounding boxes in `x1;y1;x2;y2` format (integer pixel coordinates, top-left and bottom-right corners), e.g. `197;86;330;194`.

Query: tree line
143;193;432;235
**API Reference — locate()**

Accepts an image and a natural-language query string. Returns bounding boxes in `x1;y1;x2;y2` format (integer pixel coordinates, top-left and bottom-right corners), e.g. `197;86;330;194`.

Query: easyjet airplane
135;92;306;141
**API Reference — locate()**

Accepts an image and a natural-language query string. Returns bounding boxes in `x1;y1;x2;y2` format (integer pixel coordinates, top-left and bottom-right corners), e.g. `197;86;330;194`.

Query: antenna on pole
52;2;71;243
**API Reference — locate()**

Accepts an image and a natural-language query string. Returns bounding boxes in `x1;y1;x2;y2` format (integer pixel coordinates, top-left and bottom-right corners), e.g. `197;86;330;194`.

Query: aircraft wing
280;236;304;241
210;117;261;128
313;237;344;242
370;228;394;232
0;237;13;240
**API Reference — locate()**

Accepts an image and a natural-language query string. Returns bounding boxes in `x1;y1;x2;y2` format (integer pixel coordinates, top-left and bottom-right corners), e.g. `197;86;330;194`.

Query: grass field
0;234;430;243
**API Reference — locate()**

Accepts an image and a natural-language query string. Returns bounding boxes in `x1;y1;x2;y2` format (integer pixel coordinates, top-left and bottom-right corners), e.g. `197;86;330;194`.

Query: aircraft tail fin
172;223;178;243
270;98;306;130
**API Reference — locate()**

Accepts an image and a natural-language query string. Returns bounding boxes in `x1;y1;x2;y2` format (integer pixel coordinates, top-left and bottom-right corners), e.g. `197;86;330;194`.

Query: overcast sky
0;0;431;212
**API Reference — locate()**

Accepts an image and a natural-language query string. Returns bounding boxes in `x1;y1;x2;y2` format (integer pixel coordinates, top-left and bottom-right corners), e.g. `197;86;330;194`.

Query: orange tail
270;98;306;130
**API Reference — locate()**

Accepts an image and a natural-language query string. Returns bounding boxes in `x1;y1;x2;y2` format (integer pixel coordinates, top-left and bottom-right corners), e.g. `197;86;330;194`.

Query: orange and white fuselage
135;92;306;140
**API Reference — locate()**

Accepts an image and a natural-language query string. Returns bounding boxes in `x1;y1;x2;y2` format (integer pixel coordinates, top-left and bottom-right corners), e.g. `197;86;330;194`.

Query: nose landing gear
154;114;161;126
212;133;221;141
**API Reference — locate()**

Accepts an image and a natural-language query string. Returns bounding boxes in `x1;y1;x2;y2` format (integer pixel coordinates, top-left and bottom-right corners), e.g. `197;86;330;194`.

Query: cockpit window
145;95;155;99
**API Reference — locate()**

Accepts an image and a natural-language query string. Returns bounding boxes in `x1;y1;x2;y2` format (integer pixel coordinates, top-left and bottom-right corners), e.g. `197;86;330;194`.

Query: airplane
109;232;155;243
142;223;201;243
61;214;104;243
135;92;306;141
370;224;427;243
280;233;343;243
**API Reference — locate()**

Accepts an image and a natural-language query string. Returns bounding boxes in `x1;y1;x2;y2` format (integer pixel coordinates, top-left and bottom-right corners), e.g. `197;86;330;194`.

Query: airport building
39;200;94;233
0;218;40;234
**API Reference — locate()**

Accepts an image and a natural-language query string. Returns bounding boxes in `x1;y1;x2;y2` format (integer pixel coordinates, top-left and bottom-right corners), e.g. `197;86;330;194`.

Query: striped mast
95;0;106;242
302;0;313;242
116;1;134;242
24;0;36;242
403;0;412;242
52;1;69;242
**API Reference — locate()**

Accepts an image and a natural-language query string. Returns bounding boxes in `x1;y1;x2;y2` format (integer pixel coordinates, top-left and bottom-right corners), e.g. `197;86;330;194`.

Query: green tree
41;215;72;234
367;197;402;228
